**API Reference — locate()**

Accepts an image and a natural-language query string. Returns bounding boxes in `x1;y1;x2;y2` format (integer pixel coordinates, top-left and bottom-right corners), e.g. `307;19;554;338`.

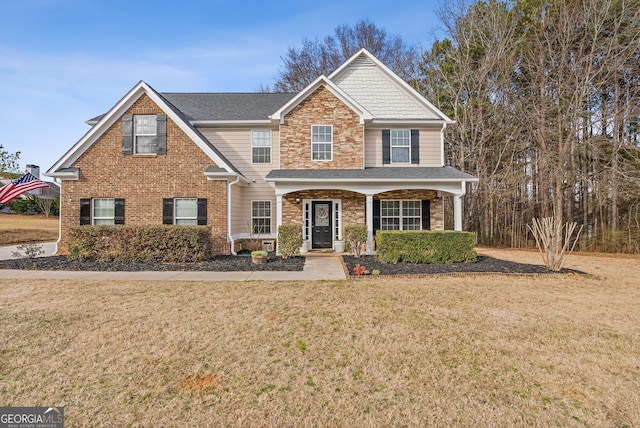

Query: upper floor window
252;130;271;164
382;129;419;165
134;115;158;154
122;114;167;155
311;125;332;161
391;130;411;163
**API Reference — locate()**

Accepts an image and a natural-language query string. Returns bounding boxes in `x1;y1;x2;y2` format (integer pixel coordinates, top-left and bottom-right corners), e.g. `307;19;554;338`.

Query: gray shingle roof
266;167;477;181
160;93;295;121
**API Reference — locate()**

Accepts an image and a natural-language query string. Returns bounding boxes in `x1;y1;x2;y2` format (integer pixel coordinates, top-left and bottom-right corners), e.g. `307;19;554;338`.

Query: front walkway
0;244;347;281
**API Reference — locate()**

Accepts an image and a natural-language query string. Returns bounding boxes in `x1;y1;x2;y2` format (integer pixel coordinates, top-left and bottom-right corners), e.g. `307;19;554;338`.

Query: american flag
0;172;49;205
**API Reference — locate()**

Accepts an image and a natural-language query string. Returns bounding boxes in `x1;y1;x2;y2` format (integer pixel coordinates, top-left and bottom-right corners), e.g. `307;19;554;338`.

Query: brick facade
59;94;230;254
280;87;364;170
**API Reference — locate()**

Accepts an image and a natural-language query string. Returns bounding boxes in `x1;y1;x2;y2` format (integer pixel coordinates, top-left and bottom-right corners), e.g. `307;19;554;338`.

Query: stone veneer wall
59;94;230;254
280;86;364;170
280;189;443;234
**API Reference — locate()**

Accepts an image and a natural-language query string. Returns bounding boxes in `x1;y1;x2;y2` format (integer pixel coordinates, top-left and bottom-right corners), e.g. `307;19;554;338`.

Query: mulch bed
0;254;305;272
342;255;584;276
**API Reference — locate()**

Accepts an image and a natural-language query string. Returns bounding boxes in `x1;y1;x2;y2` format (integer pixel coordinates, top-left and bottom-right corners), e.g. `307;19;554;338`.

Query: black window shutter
122;114;133;155
382;130;391;165
114;198;125;225
421;200;431;230
411;129;420;164
80;199;91;225
197;198;207;225
156;114;167;155
373;199;381;232
163;198;174;224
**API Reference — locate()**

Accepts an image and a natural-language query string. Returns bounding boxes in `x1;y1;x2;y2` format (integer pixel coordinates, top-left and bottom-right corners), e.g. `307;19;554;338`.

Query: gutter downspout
227;175;241;255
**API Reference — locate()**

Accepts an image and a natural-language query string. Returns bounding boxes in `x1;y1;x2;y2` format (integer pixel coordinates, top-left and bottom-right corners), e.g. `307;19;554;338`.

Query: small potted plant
334;239;345;253
300;239;310;254
251;250;268;265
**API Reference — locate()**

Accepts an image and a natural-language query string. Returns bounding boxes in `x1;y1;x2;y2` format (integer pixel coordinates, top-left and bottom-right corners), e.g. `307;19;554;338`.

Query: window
382;129;419;165
252;130;271;163
380;200;421;230
163;198;207;225
80;198;124;225
391;130;410;163
134;115;158;154
93;198;115;225
252;201;271;234
174;198;198;225
311;125;332;161
122;114;166;155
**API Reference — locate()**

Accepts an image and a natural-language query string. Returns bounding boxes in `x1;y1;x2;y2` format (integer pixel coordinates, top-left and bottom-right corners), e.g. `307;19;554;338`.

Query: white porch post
454;194;463;231
276;193;283;231
366;194;374;255
276;192;283;240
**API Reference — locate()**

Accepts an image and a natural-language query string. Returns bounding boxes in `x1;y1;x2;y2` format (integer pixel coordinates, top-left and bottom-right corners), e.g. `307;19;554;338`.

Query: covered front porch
265;167;477;255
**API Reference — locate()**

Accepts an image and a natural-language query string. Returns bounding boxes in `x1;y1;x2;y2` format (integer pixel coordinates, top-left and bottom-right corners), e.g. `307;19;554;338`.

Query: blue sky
0;0;444;177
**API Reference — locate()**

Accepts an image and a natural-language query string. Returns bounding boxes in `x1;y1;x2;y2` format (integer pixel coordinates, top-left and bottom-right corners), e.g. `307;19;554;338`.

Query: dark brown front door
312;201;332;249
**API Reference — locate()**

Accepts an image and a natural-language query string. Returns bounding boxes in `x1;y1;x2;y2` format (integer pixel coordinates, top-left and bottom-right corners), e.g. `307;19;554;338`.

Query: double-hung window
163;198;207;225
391;130;411;163
93;198;116;225
122;114;166;155
252;201;271;234
174;198;198;225
380;200;421;230
80;198;125;225
134;115;158;154
252;130;271;163
311;125;332;161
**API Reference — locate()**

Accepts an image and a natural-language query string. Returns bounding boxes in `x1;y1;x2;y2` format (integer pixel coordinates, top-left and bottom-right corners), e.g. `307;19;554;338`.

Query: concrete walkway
0;243;347;281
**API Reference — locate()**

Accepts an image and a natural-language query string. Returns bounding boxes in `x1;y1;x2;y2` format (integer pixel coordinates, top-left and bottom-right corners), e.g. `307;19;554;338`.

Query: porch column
454;194;463;231
366;194;374;255
276;192;283;236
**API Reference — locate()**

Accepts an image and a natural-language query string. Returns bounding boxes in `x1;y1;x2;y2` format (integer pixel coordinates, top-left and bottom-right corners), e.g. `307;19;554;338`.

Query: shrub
376;230;476;264
344;224;368;257
278;224;302;258
68;225;212;263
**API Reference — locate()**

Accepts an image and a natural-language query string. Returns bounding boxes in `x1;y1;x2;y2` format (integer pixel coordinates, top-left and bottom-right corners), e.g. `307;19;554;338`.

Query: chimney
26;164;42;195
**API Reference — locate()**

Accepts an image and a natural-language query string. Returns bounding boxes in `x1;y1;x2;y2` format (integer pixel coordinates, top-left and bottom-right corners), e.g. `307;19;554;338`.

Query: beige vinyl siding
198;127;278;237
364;125;443;167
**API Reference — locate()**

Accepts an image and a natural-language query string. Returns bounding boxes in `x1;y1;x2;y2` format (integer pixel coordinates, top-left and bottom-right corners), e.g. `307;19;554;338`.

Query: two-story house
46;49;477;256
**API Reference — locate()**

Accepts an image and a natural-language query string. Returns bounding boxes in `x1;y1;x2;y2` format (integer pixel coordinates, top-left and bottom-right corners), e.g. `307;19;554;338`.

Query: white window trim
251;129;272;164
251;200;272;235
174;198;198;226
92;198;115;225
134;115;158;155
390;129;411;164
311;124;333;162
301;199;342;242
380;199;421;231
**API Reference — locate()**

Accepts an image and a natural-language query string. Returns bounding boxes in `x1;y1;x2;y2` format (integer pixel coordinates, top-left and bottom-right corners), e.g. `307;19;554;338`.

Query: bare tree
273;19;420;92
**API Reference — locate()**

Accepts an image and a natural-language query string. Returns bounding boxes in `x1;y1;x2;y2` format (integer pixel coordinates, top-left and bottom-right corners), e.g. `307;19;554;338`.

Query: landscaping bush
344;224;368;257
376;230;477;264
68;225;213;263
278;224;302;258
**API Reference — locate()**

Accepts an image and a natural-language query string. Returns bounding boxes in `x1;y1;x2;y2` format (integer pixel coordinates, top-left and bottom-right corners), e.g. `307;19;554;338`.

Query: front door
312;201;332;249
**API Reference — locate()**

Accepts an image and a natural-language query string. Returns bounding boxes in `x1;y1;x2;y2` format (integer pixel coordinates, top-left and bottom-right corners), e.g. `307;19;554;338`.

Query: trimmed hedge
68;225;213;263
278;224;302;258
376;230;477;264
